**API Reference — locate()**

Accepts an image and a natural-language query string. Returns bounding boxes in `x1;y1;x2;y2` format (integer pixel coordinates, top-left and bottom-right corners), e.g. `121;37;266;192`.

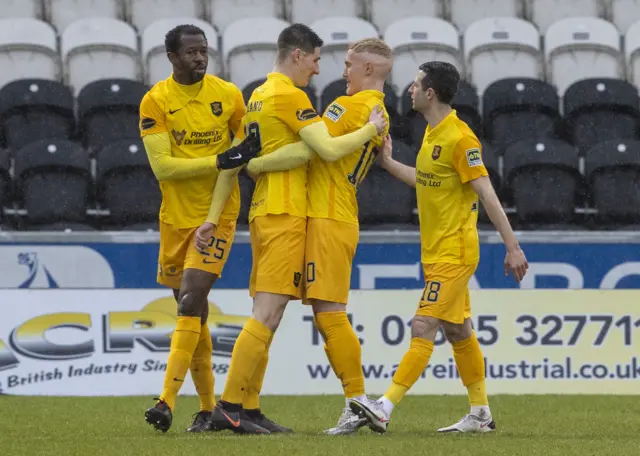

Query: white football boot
324;407;367;435
437;411;496;433
348;397;390;433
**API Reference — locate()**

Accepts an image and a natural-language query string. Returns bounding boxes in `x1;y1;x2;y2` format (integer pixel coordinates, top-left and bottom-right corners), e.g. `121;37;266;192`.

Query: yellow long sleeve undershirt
143;132;218;181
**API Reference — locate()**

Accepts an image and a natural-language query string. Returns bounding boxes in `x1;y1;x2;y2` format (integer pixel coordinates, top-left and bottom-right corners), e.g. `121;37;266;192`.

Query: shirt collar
426;109;457;140
267;72;295;86
167;75;207;110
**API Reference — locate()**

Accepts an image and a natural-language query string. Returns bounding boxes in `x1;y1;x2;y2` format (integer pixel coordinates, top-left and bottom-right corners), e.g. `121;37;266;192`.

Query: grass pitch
1;395;638;456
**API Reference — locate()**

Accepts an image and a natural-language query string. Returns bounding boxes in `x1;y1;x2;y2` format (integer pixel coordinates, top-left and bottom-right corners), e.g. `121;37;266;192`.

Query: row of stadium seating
5;0;640;35
1;76;638;156
0;136;638;231
4;13;640;97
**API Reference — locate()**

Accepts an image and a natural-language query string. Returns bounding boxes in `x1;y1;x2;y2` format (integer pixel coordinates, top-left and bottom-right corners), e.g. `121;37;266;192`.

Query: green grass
0;395;638;456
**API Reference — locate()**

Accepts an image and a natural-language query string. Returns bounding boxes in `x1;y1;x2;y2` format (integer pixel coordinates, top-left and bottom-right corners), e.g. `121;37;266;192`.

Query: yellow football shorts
157;218;236;289
304;217;359;305
415;262;478;324
249;214;307;299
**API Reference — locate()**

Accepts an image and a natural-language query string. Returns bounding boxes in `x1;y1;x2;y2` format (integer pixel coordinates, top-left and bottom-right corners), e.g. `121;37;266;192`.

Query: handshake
216;131;261;170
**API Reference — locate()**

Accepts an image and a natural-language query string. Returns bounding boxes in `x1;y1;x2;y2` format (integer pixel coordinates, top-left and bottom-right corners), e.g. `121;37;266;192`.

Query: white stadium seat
384;17;461;94
624;20;640;87
142;18;221;85
529;0;603;32
289;0;363;25
0;18;59;87
611;0;640;33
545;17;622;96
61;18;140;94
47;0;123;32
310;17;379;94
206;0;283;32
450;0;523;32
369;0;443;34
464;17;541;95
0;0;43;19
128;0;204;32
223;17;289;91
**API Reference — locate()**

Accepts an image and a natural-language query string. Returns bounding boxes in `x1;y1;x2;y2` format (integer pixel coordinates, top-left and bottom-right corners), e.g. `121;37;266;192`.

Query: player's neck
423;104;452;129
172;72;202;87
273;62;298;85
359;79;385;93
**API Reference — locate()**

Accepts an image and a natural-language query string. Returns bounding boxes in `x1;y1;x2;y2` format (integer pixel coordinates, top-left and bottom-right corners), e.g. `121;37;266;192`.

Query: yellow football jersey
416;110;488;265
307;90;389;225
139;74;245;228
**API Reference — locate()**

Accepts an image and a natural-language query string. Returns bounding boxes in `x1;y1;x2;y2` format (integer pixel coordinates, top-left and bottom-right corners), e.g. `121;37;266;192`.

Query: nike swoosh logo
221;410;240;427
169;108;183;114
202;258;216;264
479;421;490;428
230;153;242;160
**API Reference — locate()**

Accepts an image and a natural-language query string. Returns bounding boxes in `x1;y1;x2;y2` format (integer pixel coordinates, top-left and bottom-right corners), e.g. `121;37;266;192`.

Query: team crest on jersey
325;103;346;122
466;148;483;167
172;129;187;146
210;101;223;116
432;145;442;160
296;108;319;121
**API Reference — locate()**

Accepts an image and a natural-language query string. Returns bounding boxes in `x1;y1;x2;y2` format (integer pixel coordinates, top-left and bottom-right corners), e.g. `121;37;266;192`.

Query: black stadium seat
319;79;397;115
96;139;161;226
483;78;559;151
0;149;10;221
0;79;75;150
358;140;415;229
26;222;97;231
77;79;148;151
564;78;640;153
14;139;90;225
243;78;317;109
503;139;581;225
452;80;482;137
585;139;640;224
477;141;499;224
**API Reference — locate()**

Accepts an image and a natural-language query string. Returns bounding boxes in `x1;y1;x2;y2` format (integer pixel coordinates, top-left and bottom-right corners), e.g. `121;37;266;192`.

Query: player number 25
202;237;226;260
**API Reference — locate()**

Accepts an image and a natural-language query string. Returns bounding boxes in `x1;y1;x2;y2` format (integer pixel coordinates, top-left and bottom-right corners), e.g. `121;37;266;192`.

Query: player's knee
177;290;206;317
411;316;439;340
252;299;287;331
442;321;472;343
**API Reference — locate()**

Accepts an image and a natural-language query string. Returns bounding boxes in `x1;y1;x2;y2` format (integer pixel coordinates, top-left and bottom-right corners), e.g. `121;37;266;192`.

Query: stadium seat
237;172;254;225
0;0;43;19
483;78;559;151
0;148;10;218
585;139;640;224
449;0;523;32
309;17;379;95
0;79;75;151
207;0;283;32
464;17;541;96
61;18;141;95
288;0;363;25
319;79;396;114
563;78;640;153
529;0;603;32
625;20;640;88
77;79;148;151
243;77;317;109
25;222;97;231
47;0;123;33
384;17;462;94
612;0;640;34
452;80;483;137
14;139;91;224
142;18;221;85
545;17;622;97
96;139;161;226
477;140;499;223
358;140;415;229
223;17;289;92
369;0;443;34
503;139;581;224
0;18;59;88
128;0;204;32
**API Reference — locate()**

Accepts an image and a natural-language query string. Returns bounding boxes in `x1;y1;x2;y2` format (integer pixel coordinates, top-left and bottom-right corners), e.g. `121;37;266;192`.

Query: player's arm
378;135;416;187
246;141;314;175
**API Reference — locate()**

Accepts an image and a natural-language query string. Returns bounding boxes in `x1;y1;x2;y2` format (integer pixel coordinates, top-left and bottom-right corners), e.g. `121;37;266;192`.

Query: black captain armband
216;132;261;170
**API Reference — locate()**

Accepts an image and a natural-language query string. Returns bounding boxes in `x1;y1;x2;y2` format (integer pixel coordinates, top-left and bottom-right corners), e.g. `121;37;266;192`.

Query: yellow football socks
385;337;434;405
243;334;273;410
315;311;365;398
452;333;488;406
160;316;201;411
190;323;215;412
221;317;273;405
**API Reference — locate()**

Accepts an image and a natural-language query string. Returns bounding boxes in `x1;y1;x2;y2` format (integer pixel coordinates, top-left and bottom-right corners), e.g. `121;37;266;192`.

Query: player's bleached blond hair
348;38;393;59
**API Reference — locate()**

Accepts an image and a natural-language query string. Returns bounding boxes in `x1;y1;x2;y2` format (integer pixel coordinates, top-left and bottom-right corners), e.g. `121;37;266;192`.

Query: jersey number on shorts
348;141;376;188
244;121;262;147
421;280;441;303
202;237;227;262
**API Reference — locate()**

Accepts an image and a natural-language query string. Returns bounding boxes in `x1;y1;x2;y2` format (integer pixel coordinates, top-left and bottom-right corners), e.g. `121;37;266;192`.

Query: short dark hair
165;24;206;54
418;61;460;104
276;23;324;62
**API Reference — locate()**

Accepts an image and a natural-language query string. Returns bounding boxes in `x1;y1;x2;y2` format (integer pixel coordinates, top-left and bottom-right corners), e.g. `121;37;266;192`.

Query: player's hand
216;134;261;170
377;134;393;167
195;222;215;252
368;105;388;135
504;245;529;283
